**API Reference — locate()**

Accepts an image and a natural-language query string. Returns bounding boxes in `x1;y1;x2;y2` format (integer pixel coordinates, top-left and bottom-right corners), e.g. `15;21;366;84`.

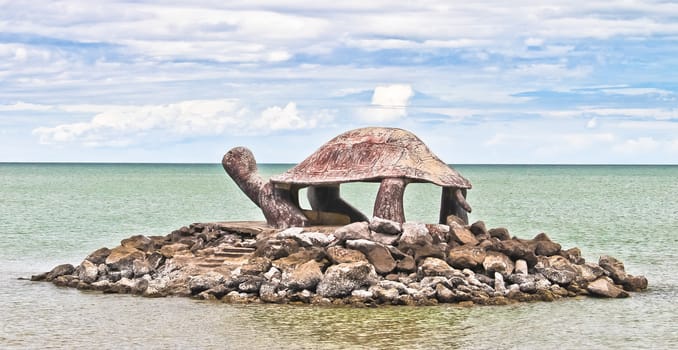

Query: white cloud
613;137;660;154
359;84;414;123
586;117;598;129
32;99;331;147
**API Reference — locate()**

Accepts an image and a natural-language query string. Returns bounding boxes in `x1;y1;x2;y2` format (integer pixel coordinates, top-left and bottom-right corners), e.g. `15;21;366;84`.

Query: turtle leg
439;187;471;224
308;185;368;222
373;178;408;223
259;183;310;228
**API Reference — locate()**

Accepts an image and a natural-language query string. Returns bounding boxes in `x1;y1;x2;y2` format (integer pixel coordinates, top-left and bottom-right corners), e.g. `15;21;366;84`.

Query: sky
1;0;677;164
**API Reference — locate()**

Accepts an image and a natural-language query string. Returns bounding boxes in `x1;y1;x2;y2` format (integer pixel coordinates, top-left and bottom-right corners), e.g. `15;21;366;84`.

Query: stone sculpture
223;127;472;228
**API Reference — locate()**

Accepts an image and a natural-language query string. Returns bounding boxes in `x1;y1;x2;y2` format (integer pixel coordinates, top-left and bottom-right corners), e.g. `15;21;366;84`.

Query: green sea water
1;163;676;349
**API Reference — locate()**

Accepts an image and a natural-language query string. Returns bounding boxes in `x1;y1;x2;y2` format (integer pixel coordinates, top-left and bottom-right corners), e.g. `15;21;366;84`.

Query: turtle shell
270;127;471;188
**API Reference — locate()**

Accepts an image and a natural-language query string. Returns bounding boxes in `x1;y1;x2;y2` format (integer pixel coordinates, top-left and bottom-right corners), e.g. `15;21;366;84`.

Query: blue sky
1;1;677;164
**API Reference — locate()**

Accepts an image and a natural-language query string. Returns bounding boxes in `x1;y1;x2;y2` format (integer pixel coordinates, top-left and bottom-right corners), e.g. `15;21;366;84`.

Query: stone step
197;263;225;268
221;246;256;253
214;252;253;258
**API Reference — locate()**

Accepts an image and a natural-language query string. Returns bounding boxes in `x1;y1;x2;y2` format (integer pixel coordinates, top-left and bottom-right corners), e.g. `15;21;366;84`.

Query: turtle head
223;147;266;207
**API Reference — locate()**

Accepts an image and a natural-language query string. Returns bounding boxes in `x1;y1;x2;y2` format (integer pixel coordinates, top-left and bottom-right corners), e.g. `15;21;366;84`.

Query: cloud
359;84;414;123
32;99;332;147
613;137;660;154
586;117;598;129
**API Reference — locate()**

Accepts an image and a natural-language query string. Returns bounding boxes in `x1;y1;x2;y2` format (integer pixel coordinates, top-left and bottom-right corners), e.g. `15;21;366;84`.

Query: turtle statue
223;127;472;228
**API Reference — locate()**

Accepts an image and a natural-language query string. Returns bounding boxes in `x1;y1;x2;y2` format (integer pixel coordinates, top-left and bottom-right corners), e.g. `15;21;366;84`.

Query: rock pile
32;217;648;306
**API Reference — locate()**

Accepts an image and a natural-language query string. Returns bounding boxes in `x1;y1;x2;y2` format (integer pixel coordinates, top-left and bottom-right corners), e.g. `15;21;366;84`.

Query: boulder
514;259;528;275
105;246;146;271
426;224;450;244
325;246;367;264
448;224;478;246
272;248;324;272
395;255;416;273
78;260;99;283
46;264;75;282
277;228;334;247
238;276;264;293
370;231;400;246
316;262;378;298
132;260;151;277
537;255;577;285
621;275;648;292
259;280;285;303
285;260;323;291
435;283;456;303
121;235;153;252
488;227;511;241
159;243;190;258
482;251;514;277
188;272;225;295
488;239;537;266
369;217;402;235
419;257;456;278
333;222;371;243
399;223;432;247
445;215;466;227
561;247;584;264
447;245;486;269
241;257;272;276
86;247;111;265
587;277;629;298
470;221;489;238
598;255;627;284
574;262;607;282
531;233;561;256
345;239;396;275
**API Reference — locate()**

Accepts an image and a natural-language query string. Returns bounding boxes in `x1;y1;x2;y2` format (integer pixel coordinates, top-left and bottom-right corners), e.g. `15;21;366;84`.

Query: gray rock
532;233;561;256
121;235;153;252
470;221;488;237
259;280;284;303
46;264;75;281
426;224;450;244
622;275;648;292
488;227;511;241
78;260;99;283
188;272;225;295
238;276;264;293
449;223;479;246
587;277;629;298
399;223;432;246
435;283;456;303
447;245;486;269
346;239;396;275
494;272;507;295
482;251;515;277
285;260;323;291
598;255;627;284
515;259;528;275
370;285;400;303
132;259;151;277
316;262;378;298
369;217;402;235
370;231;400;246
86;247;111;265
419;257;456;278
333;222;371;243
325;246;367;264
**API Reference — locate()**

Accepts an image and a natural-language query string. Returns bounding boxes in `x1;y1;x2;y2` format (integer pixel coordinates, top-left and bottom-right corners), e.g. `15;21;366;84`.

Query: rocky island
32;217;648;306
32;127;647;306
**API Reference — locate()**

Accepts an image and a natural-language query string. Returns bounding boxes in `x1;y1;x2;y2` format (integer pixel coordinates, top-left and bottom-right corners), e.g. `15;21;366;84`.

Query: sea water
0;163;676;349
